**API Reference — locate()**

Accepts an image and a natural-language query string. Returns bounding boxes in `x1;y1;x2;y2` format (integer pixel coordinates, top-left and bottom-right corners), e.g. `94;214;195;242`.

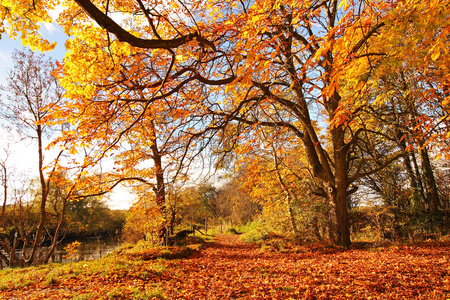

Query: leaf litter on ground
1;235;449;299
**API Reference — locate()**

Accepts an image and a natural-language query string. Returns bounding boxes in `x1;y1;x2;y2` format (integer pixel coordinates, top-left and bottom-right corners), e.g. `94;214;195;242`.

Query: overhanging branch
74;0;216;50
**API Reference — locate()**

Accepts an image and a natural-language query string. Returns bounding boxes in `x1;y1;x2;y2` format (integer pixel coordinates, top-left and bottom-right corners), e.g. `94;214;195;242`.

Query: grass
0;263;51;291
0;238;205;298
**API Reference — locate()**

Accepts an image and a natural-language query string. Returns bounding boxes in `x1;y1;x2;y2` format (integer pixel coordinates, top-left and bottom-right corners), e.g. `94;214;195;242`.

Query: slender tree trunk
169;209;176;236
2;238;11;267
9;233;18;267
154;155;167;241
0;243;8;268
311;215;322;240
411;149;427;205
27;126;49;265
44;198;67;264
398;136;420;207
272;146;299;236
1;163;6;215
0;162;8;267
149;120;167;241
418;143;440;212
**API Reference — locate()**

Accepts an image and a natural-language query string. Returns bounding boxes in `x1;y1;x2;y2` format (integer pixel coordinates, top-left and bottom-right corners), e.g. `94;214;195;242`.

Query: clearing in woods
0;234;449;299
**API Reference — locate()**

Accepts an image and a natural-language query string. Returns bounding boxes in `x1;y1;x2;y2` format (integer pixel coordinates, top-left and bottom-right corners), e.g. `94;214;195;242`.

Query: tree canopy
2;0;449;246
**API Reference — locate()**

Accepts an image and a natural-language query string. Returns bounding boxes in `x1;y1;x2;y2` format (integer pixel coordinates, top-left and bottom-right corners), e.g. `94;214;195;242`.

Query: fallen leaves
1;236;449;299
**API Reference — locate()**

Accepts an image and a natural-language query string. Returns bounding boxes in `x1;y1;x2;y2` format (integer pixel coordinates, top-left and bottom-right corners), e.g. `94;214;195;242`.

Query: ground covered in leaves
1;235;449;299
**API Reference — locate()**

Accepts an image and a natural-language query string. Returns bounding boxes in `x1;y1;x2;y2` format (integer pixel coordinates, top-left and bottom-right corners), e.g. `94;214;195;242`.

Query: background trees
0;49;125;267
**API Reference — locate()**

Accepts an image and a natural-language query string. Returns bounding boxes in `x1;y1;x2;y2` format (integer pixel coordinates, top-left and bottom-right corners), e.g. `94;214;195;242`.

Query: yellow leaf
338;0;349;10
430;46;441;60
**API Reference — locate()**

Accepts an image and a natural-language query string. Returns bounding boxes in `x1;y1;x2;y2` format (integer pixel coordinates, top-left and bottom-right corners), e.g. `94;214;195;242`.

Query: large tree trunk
329;124;351;247
326;179;351;247
334;187;351;247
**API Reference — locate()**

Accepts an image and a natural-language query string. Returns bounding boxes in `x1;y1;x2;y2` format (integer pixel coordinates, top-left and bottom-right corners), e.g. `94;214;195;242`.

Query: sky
0;21;134;210
0;21;67;79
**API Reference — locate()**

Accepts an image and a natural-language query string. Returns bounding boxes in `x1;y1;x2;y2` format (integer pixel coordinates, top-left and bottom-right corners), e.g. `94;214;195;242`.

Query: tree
342;0;450;215
0;175;38;268
0;49;65;265
3;0;450;247
202;0;408;246
55;0;392;247
0;145;10;216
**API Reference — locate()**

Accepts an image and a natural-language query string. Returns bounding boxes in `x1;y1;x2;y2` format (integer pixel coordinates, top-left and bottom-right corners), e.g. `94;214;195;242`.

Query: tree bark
73;0;215;50
26;126;49;266
149;120;168;241
328;121;351;247
398;135;421;207
1;162;6;215
44;197;68;264
327;152;351;247
418;143;440;212
411;149;427;204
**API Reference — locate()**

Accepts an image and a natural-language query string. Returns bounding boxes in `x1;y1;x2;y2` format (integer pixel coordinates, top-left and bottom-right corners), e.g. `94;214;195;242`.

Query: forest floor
1;234;450;299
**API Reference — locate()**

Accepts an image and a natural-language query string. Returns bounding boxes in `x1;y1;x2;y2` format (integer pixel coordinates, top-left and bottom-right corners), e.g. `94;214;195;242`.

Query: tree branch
73;0;216;50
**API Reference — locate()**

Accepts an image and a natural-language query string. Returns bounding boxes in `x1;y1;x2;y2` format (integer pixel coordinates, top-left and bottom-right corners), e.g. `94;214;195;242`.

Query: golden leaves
0;0;58;51
338;0;351;11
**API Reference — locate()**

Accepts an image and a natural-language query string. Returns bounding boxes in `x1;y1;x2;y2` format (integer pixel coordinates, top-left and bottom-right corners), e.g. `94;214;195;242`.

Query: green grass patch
0;240;200;295
122;243;199;261
0;263;50;291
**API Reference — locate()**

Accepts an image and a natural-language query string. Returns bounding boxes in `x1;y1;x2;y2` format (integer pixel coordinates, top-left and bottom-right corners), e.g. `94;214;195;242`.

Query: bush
349;206;450;243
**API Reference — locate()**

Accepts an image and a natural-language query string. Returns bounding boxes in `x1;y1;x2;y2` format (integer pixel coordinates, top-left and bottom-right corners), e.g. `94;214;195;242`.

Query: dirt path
162;235;292;299
160;235;450;299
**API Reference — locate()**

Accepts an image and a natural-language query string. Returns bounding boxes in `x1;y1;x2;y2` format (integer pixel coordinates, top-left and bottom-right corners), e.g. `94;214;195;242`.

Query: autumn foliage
2;1;450;298
1;0;450;251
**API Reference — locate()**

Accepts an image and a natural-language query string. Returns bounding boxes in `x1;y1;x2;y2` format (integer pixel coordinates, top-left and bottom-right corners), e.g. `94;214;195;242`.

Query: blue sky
0;22;68;83
0;22;134;210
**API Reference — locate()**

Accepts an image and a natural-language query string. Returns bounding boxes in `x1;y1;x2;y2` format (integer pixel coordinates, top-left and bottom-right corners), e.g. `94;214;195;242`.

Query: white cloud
48;5;65;20
43;22;57;34
38;4;64;35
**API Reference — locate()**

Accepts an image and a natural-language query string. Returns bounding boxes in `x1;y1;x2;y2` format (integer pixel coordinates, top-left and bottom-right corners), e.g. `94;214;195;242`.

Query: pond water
3;237;123;267
49;237;122;264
